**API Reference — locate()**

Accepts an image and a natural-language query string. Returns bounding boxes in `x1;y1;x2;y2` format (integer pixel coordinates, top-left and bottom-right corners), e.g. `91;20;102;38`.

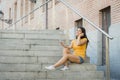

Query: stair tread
0;63;96;72
0;30;64;34
0;71;104;79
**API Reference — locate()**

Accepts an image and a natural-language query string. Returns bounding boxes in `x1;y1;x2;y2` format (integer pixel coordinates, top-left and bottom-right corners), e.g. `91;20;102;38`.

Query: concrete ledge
47;71;104;79
0;71;104;80
0;50;62;57
0;64;42;72
0;63;95;72
25;34;66;40
0;56;37;64
30;46;62;51
0;72;46;80
1;33;24;39
42;63;96;71
0;45;29;50
0;30;64;34
0;39;62;45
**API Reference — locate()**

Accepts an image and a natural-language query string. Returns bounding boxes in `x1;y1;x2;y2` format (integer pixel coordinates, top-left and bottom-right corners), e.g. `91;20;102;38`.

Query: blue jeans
79;56;84;64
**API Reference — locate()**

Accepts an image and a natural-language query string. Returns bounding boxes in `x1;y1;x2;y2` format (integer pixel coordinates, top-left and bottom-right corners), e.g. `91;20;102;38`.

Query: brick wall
48;0;119;30
111;0;120;24
0;0;120;30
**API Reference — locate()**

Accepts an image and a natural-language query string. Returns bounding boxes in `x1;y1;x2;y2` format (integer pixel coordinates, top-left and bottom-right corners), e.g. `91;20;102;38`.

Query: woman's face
76;28;82;36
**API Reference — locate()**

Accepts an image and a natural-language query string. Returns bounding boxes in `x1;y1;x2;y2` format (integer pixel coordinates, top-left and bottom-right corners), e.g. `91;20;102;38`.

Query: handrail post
106;37;110;80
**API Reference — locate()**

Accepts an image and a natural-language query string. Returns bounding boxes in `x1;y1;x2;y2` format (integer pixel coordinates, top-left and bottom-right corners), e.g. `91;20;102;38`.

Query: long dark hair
76;27;89;44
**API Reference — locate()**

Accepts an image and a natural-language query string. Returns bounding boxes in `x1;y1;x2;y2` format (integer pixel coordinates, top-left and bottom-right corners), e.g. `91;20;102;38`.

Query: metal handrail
58;0;112;80
59;0;113;40
5;0;52;29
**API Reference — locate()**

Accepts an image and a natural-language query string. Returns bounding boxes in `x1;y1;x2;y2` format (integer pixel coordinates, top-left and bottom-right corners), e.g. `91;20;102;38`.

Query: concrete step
24;33;66;40
0;32;66;39
0;55;89;64
36;78;105;80
0;39;63;46
0;63;96;72
0;30;64;34
0;44;30;50
0;63;41;72
42;63;96;71
0;56;62;64
0;79;104;80
30;45;62;51
47;71;104;79
0;71;104;80
0;45;62;50
0;50;62;57
0;56;38;64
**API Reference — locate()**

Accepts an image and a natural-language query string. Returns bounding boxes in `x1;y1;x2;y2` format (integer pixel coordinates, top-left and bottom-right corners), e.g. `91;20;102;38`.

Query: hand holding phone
78;33;84;37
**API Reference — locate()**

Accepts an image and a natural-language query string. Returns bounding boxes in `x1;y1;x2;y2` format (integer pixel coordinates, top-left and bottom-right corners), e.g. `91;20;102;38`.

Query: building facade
0;0;120;80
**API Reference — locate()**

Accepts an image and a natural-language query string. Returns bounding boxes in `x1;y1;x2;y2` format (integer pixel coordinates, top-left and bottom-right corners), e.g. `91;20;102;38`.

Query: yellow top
71;38;87;59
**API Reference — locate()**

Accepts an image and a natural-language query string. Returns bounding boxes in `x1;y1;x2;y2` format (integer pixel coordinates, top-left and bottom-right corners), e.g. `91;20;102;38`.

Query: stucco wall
109;23;120;80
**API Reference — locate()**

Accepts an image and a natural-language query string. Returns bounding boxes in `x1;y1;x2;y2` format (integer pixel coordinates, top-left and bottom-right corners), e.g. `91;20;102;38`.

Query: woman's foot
45;65;56;70
60;66;69;71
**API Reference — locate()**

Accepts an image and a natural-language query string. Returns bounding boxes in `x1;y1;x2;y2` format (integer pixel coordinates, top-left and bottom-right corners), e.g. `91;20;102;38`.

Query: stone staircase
0;30;104;80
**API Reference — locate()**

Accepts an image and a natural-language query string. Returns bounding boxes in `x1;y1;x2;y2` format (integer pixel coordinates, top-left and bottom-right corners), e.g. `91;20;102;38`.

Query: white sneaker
45;65;55;70
60;66;69;71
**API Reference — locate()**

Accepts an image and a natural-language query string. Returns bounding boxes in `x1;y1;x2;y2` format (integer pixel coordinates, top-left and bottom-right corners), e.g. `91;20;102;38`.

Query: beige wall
0;0;120;30
48;0;120;30
0;0;40;30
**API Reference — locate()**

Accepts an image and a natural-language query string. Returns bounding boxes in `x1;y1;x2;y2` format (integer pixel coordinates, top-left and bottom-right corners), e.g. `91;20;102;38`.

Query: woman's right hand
60;42;72;49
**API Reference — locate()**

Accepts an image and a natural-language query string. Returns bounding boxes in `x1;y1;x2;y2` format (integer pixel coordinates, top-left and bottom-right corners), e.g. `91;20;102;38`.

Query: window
14;2;17;22
55;0;60;4
8;8;12;26
9;8;11;19
42;0;46;12
30;0;36;3
100;6;111;65
25;0;28;23
42;0;53;12
20;0;23;26
30;2;35;19
48;0;52;9
20;0;23;18
75;19;83;28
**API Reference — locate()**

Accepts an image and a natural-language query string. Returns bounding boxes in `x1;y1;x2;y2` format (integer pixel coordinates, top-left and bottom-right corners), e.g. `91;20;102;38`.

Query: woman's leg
45;48;71;70
62;48;70;67
54;52;80;68
45;48;80;70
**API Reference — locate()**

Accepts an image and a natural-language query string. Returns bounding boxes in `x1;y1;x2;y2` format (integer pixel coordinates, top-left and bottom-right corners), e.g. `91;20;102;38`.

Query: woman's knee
63;53;69;58
63;48;70;54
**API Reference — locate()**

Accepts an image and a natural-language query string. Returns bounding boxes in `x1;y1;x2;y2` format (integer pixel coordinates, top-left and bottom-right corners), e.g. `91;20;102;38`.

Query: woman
45;27;89;71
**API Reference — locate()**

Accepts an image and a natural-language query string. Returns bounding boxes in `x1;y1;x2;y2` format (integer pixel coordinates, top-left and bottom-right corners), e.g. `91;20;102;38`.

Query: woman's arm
60;42;73;49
